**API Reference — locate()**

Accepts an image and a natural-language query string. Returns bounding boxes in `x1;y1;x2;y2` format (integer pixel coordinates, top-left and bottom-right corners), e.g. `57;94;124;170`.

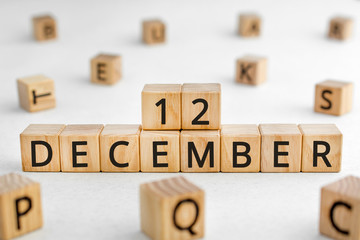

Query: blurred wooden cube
33;15;57;41
238;14;261;37
90;54;122;85
328;17;353;40
236;55;267;85
143;20;166;44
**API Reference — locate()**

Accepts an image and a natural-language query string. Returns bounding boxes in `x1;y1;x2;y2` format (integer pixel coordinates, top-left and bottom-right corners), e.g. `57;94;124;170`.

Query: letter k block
236;56;267;86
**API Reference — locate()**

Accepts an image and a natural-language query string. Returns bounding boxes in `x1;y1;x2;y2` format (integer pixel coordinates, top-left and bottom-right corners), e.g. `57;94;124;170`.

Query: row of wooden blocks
20;123;342;173
1;173;359;240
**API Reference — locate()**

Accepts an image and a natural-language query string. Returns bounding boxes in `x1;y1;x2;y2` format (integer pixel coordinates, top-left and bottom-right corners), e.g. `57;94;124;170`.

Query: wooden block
182;83;221;130
143;20;166;44
100;124;141;172
181;130;220;172
32;15;57;41
314;80;353;116
236;55;267;85
221;124;260;172
328;17;353;41
17;75;56;112
20;124;65;172
140;131;180;172
140;176;204;240
59;124;103;172
320;176;360;240
238;14;261;37
299;124;342;173
90;54;122;85
142;84;182;130
259;124;302;172
0;173;42;240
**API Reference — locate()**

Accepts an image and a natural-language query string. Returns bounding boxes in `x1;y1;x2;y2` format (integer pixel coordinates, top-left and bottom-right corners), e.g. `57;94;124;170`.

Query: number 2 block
182;83;221;130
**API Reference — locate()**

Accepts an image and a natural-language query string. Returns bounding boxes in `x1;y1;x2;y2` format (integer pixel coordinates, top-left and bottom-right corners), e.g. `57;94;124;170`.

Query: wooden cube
299;124;342;173
20;124;65;172
140;176;204;240
259;124;302;172
314;80;353;116
182;83;221;130
140;131;180;172
32;15;57;41
181;130;220;172
142;84;182;130
0;173;43;240
60;124;103;172
221;124;260;172
238;14;261;37
328;17;353;41
320;176;360;240
143;20;166;44
100;124;141;172
90;54;122;85
236;56;267;85
17;75;56;112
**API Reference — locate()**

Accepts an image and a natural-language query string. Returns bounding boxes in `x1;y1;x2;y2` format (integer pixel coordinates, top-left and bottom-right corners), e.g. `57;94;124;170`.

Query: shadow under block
236;56;267;85
181;83;221;130
32;15;57;41
142;84;182;130
100;124;141;172
143;20;166;44
60;124;104;172
320;176;360;240
238;14;261;37
140;131;180;172
140;176;204;240
20;124;65;172
299;124;342;172
90;54;122;85
259;124;302;172
221;124;260;172
0;173;43;240
17;75;56;112
314;80;353;116
328;17;353;41
181;130;220;172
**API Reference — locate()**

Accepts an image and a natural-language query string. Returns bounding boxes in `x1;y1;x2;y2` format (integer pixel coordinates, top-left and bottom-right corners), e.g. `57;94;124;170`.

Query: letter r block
140;176;204;240
320;176;360;240
0;173;43;240
142;20;166;44
20;124;65;172
236;56;267;85
32;15;57;41
299;124;342;172
90;54;122;85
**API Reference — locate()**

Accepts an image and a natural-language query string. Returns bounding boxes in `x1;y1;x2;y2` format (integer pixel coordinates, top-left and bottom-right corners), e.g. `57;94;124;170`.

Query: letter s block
140;176;204;240
320;176;360;240
32;15;57;41
0;173;43;240
20;124;65;172
90;54;122;85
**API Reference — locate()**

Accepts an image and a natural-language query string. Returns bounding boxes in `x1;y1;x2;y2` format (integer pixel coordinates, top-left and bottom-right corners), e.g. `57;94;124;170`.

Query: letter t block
90;54;122;85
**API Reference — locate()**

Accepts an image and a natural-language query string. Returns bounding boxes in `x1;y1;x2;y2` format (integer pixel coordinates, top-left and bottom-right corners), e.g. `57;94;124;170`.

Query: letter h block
140;176;204;240
90;54;122;85
0;173;43;240
320;176;360;240
236;56;267;85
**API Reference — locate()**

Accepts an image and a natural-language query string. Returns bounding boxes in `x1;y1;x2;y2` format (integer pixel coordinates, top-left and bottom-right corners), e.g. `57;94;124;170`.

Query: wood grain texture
90;54;122;85
238;14;261;37
20;124;65;172
236;55;267;85
0;173;42;240
140;176;204;240
142;20;166;44
328;17;353;41
320;176;360;240
32;15;57;41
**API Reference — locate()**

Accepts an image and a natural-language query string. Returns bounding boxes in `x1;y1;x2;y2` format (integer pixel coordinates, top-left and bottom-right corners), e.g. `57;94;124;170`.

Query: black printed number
191;98;209;125
156;98;166;124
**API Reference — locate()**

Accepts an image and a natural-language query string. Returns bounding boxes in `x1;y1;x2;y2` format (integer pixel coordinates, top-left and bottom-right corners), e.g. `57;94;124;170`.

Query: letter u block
0;173;43;240
20;124;65;172
140;176;204;240
320;176;360;240
90;54;122;85
142;20;166;44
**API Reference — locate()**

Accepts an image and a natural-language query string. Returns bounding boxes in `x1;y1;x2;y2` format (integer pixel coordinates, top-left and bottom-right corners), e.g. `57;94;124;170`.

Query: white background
0;0;360;239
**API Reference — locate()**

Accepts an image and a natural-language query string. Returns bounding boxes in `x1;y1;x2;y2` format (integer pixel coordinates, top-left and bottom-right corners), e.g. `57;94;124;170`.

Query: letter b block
236;56;267;85
0;173;43;240
143;20;166;44
320;176;360;240
90;54;122;85
140;176;204;240
32;15;57;41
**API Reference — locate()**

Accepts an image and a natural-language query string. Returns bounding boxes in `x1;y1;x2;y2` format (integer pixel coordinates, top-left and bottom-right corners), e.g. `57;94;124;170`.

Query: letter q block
140;176;204;240
90;54;122;85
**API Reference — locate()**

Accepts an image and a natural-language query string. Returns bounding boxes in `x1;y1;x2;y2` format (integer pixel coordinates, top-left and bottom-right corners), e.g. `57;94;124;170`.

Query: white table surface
1;0;360;239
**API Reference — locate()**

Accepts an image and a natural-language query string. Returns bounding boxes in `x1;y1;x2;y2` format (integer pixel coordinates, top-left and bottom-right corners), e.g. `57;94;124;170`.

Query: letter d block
0;173;42;240
320;176;360;240
20;124;65;172
142;20;166;44
236;56;267;85
32;15;57;41
140;176;204;240
90;54;122;85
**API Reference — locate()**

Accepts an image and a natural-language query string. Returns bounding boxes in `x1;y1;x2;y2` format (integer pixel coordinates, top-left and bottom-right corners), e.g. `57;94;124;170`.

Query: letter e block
236;56;267;85
32;15;57;41
90;54;122;85
320;176;360;240
328;17;353;41
140;176;204;240
143;20;166;44
20;124;65;172
238;14;261;37
0;173;42;240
